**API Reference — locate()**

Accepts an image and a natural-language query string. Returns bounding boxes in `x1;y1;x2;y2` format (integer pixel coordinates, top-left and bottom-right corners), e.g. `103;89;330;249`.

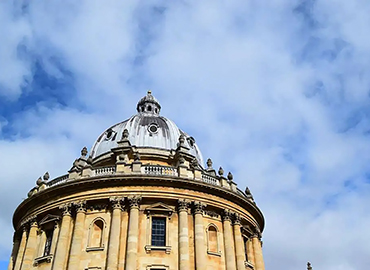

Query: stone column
233;215;245;270
21;218;38;270
125;196;141;270
246;238;255;266
14;227;27;270
252;234;265;270
223;210;236;270
193;201;206;270
106;197;124;270
8;232;20;270
67;201;86;270
52;204;72;270
178;199;190;270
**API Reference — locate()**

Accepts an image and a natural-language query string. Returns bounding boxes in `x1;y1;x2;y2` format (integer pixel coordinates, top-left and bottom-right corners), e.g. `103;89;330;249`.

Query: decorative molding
144;245;171;254
33;255;53;266
204;210;219;218
193;201;207;215
145;202;173;217
128;195;142;209
88;203;108;212
222;209;233;221
178;199;190;212
109;197;124;210
59;203;72;216
73;200;87;213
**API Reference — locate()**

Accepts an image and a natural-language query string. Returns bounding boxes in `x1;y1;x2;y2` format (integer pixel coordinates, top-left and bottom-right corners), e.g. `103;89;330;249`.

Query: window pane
151;217;166;246
43;230;53;256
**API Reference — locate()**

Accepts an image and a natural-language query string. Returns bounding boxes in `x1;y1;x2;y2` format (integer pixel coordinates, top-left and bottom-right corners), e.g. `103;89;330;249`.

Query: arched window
87;218;105;250
206;224;220;255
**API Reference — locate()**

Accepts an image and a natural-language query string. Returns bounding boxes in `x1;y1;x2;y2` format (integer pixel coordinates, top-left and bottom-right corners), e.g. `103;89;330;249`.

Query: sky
1;1;370;269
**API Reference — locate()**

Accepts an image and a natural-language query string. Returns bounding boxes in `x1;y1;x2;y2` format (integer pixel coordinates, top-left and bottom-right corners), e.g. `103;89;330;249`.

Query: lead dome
91;91;204;165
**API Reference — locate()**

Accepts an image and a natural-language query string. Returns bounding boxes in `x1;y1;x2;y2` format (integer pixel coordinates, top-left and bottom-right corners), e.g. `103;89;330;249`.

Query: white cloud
1;1;370;270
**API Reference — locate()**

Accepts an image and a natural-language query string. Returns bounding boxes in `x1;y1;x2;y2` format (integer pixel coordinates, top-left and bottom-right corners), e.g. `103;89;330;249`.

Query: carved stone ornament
29;216;38;228
204;210;219;218
88;203;108;211
109;197;125;210
218;167;224;176
73;200;87;213
222;209;233;221
43;172;50;181
307;262;312;270
81;146;88;157
227;172;233;181
59;203;72;216
206;158;213;169
233;213;241;225
193;201;207;215
122;129;129;140
36;177;43;186
128;196;142;209
178;199;190;212
179;134;185;145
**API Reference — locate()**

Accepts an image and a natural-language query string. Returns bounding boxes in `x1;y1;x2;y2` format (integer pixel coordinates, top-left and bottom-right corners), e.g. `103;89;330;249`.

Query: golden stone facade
8;92;265;270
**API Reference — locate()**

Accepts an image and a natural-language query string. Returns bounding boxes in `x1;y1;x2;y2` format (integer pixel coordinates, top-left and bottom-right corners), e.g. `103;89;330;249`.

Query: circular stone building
8;92;265;270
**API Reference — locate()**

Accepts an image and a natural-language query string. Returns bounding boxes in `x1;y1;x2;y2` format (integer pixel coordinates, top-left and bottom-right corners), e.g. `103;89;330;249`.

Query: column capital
193;201;207;215
59;203;72;216
29;216;38;228
233;213;241;225
128;195;142;209
73;200;87;213
109;196;125;210
178;199;190;212
222;209;233;221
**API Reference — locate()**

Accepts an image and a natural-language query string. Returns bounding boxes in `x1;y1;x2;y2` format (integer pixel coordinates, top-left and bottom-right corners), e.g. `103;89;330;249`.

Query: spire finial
147;90;152;95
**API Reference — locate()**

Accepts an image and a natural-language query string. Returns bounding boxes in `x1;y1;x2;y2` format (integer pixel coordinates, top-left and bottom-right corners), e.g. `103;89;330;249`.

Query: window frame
206;223;221;256
144;203;173;254
86;217;106;252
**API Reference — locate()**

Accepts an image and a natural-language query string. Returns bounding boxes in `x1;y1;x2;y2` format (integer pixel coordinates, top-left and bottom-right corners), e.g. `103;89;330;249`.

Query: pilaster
125;196;141;270
52;203;72;270
193;201;207;270
67;201;86;270
222;210;236;270
106;197;124;270
21;218;38;270
178;199;190;270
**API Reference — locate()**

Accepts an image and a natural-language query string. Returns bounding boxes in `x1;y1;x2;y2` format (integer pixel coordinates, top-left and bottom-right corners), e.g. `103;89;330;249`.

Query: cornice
13;174;264;232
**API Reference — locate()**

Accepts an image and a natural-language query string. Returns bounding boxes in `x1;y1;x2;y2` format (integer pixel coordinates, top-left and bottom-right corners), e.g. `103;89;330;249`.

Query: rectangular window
43;230;53;256
151;217;166;246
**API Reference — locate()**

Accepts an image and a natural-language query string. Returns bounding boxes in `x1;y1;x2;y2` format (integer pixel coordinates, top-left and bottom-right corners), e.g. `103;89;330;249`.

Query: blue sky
1;1;370;270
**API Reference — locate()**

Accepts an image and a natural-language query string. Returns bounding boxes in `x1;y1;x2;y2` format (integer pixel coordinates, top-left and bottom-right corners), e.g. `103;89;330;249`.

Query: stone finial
245;187;251;196
87;155;92;164
179;134;185;145
36;177;43;186
81;146;88;157
218;167;224;176
122;129;129;140
227;172;233;181
206;158;213;169
307;262;312;270
43;172;50;181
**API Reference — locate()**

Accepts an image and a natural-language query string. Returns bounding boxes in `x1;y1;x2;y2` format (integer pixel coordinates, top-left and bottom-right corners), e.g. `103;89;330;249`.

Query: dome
90;91;204;165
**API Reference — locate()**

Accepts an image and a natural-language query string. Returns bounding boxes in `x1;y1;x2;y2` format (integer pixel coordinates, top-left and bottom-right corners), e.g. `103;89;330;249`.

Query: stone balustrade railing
142;165;177;176
201;173;220;186
42;165;235;196
46;174;69;188
93;166;116;176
